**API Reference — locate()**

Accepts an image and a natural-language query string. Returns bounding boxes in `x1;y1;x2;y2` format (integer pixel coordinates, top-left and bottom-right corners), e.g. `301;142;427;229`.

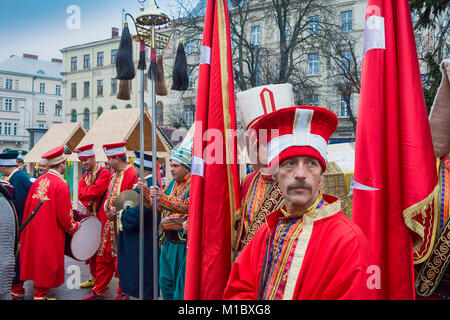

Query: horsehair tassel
171;39;189;91
156;55;168;96
116;21;135;80
138;41;146;71
117;79;131;100
148;47;161;81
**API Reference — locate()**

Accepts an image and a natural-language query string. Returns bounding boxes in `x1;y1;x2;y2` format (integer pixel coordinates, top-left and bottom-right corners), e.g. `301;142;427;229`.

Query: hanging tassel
116;21;135;100
171;39;189;91
137;42;146;71
155;55;168;96
117;79;131;100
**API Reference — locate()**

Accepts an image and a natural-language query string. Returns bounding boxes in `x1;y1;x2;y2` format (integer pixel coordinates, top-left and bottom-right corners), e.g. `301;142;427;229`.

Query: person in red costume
19;145;80;300
224;106;378;300
82;142;137;300
74;144;111;289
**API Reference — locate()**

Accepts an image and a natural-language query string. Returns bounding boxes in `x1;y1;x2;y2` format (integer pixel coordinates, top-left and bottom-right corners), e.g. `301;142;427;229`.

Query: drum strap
93;167;107;214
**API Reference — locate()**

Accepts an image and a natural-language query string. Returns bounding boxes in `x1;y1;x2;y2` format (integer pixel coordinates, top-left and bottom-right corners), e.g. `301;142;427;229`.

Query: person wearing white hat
224;105;376;300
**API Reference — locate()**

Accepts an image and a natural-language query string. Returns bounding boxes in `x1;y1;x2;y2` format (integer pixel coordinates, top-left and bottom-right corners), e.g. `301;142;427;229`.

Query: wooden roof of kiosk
24;122;86;163
67;108;172;162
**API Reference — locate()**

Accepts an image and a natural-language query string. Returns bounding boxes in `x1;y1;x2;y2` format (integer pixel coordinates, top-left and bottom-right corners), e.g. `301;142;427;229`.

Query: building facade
0;54;63;151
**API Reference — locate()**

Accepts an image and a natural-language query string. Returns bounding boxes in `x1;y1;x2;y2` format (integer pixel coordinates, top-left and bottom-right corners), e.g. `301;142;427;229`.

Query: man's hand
136;178;148;193
107;207;118;221
149;186;162;202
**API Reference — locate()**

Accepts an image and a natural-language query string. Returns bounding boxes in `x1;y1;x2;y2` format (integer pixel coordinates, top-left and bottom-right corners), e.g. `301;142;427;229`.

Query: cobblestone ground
23;256;120;300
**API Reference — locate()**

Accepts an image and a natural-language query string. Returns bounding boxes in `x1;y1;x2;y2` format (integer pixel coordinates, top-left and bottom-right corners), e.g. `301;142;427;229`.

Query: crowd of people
0;82;447;301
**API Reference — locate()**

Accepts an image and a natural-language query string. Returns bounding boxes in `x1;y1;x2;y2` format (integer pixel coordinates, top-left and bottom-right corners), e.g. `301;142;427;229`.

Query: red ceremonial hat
74;144;95;159
252;106;338;171
41;145;67;166
103;142;127;157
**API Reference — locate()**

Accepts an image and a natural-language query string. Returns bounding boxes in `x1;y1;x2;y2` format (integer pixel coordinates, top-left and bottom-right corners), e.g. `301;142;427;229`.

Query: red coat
78;165;111;226
20;170;79;288
224;195;378;300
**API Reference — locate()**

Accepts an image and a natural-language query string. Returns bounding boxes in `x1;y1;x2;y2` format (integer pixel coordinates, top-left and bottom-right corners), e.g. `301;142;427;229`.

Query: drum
65;216;102;261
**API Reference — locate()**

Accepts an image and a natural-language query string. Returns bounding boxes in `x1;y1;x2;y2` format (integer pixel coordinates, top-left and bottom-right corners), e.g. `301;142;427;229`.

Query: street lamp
123;0;171;300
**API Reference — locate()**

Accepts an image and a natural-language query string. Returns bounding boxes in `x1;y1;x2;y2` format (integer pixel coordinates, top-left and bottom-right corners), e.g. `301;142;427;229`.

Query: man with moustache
224;106;376;300
74;144;111;289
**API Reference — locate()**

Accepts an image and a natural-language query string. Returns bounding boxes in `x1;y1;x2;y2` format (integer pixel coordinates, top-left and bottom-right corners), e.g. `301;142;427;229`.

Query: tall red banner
184;0;241;299
352;0;438;299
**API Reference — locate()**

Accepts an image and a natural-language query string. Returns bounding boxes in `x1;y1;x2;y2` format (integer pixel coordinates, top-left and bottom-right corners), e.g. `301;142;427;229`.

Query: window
0;122;2;134
188;74;195;89
111;49;118;64
341;10;352;32
340;93;350;117
156;101;164;125
83;108;90;129
97;106;103;118
307;53;319;75
97;80;104;96
251;26;261;45
5;78;13;90
38;122;46;128
111;105;117;110
84;54;90;69
39;102;45;114
125;104;132;109
84;81;90;97
71;83;77;98
309;16;320;35
4;122;12;135
14;79;19;90
71;109;77;122
56;85;61;95
185;39;194;55
5;98;12;111
71;57;77;70
341;50;353;72
13;123;17;136
111;78;118;94
307;94;319;106
97;52;104;66
55;104;61;116
40;83;45;93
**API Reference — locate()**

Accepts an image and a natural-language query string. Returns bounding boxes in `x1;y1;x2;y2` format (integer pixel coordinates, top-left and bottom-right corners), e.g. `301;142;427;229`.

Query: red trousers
33;286;50;299
93;233;121;295
11;282;25;297
87;256;97;278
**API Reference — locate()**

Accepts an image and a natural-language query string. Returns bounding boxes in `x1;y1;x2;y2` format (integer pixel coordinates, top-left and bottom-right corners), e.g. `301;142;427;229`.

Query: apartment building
0;54;63;151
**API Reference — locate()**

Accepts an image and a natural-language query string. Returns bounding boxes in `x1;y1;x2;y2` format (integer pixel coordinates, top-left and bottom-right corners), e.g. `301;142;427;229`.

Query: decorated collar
279;192;325;219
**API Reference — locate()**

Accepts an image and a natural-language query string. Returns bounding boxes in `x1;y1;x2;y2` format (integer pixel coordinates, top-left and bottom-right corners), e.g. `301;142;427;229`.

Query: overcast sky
0;0;181;62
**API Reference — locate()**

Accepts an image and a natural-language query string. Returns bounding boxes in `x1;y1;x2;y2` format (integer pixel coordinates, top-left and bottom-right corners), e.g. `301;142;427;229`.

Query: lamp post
123;0;170;300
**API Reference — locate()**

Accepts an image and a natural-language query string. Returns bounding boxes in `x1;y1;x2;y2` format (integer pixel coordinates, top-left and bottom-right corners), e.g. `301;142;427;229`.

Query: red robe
78;164;111;226
224;195;378;300
20;170;79;288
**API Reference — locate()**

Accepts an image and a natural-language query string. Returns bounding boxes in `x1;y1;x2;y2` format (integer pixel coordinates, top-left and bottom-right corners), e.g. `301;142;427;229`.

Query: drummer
82;142;137;300
19;145;80;300
116;151;161;299
73;144;111;289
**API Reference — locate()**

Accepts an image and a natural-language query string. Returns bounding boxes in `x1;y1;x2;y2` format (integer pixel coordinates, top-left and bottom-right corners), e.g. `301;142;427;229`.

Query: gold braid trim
403;183;439;264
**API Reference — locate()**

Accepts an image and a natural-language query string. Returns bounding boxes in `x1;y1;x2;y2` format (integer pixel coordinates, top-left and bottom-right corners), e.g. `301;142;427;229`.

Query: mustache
287;181;312;192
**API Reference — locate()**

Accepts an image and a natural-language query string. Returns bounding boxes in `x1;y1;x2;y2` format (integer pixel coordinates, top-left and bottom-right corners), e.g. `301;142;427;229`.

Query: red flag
184;0;241;299
352;0;439;299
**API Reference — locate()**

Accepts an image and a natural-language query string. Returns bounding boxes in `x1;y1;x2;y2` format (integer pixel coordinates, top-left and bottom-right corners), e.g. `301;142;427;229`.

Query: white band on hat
267;109;327;164
134;158;153;170
77;149;95;158
0;159;16;166
47;154;67;166
104;147;126;157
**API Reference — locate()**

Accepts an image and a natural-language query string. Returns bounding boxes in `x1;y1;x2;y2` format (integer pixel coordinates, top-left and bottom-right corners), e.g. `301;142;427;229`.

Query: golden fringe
403;183;439;264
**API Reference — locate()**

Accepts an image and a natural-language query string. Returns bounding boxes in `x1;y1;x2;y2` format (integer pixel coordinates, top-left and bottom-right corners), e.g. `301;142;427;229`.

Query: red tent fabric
352;0;439;300
184;0;241;299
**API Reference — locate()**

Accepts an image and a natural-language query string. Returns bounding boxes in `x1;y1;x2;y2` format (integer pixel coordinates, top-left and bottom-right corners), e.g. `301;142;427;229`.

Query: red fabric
78;165;111;225
224;195;376;300
352;0;438;300
11;283;24;295
271;146;327;172
240;170;259;200
33;286;50;298
41;145;64;161
185;0;241;299
93;257;117;295
20;170;79;288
